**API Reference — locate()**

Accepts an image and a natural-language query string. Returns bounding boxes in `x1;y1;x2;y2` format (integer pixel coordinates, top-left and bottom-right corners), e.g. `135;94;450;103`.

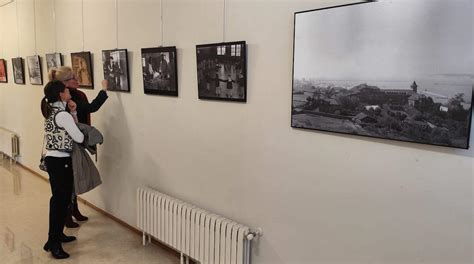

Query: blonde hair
48;66;74;82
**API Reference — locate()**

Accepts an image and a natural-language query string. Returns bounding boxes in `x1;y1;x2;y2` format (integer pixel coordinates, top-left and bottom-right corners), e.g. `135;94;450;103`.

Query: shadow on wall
141;154;163;191
252;235;286;264
97;91;132;213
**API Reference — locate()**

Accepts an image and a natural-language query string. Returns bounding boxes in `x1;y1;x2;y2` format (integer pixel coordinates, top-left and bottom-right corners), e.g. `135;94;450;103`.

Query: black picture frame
45;53;63;72
27;55;43;85
71;51;94;89
196;41;247;102
12;57;25;85
291;1;473;149
0;59;7;83
141;46;178;96
102;49;130;93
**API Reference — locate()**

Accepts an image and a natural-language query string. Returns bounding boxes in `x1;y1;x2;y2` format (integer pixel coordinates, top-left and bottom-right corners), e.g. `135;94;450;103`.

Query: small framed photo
12;57;25;85
71;51;94;88
141;46;178;96
27;55;43;85
0;59;7;83
196;41;247;102
45;53;63;71
102;49;130;92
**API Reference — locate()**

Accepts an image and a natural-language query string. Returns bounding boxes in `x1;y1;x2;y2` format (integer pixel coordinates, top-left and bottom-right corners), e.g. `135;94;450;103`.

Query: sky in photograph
293;0;473;82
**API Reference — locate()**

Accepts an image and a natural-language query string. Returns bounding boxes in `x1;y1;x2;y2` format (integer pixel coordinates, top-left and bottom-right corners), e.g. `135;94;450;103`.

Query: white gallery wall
0;0;473;263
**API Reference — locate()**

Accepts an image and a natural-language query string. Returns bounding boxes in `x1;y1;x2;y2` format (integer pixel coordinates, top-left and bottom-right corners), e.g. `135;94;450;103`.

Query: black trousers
45;156;73;245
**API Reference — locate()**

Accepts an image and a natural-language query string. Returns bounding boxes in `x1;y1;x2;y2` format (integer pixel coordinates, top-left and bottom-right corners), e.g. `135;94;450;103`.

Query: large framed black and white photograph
71;52;94;88
102;49;130;92
45;53;63;71
196;41;246;102
291;0;473;149
142;46;178;96
12;57;25;85
27;55;43;85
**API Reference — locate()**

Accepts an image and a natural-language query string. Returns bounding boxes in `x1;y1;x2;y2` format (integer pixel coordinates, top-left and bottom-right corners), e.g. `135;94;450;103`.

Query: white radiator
137;187;257;264
0;129;20;161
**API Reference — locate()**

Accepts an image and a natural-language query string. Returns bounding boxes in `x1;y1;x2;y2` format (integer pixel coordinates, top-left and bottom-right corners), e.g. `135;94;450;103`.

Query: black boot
65;211;80;228
72;205;88;221
72;197;88;221
43;241;70;259
60;233;76;243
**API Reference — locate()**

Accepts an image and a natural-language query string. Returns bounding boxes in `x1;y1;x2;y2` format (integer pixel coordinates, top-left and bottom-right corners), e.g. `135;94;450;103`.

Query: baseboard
14;160;194;262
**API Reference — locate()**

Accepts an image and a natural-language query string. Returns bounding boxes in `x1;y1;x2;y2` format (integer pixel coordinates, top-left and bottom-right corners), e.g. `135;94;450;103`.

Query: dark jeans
45;156;73;245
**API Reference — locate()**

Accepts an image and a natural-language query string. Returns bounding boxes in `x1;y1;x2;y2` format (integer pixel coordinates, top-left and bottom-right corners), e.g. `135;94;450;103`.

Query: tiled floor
0;158;179;264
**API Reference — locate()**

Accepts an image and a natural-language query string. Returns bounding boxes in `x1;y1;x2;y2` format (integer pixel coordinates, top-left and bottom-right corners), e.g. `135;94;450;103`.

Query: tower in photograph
411;81;418;93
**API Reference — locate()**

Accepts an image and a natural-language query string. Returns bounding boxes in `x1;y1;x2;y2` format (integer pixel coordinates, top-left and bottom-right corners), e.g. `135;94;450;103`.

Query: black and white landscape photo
292;0;473;149
45;53;62;71
102;49;130;92
12;57;25;85
196;41;246;102
142;46;178;96
27;55;43;85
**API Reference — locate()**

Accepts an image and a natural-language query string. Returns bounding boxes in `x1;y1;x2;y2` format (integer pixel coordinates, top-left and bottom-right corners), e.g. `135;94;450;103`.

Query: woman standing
41;81;84;259
49;66;108;227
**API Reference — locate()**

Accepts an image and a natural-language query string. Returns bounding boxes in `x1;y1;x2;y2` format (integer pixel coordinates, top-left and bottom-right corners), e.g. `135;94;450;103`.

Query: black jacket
70;89;108;125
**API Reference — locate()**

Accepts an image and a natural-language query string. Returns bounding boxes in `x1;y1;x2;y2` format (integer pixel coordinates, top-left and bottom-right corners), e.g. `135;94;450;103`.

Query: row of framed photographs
0;41;248;102
0;56;44;85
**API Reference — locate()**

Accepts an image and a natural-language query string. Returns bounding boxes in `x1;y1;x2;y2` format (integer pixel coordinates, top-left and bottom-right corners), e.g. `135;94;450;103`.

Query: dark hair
41;80;67;118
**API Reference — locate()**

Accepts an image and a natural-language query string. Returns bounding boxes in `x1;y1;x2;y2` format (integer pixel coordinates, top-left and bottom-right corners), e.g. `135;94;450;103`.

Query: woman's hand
67;100;79;123
67;100;77;112
101;79;108;91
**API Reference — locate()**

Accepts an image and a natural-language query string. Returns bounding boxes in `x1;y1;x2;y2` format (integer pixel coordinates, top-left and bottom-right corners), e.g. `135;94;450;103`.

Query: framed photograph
102;49;130;92
196;41;247;102
142;46;178;96
71;51;94;88
291;0;473;149
45;53;63;71
11;57;25;85
27;55;43;85
0;59;7;83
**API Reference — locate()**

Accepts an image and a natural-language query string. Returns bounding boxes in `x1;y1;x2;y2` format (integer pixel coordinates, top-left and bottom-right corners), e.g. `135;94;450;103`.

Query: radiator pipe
245;228;262;264
246;239;251;264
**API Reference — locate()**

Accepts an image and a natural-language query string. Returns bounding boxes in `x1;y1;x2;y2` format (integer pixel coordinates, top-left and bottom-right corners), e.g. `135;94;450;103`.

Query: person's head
48;66;78;89
41;81;70;118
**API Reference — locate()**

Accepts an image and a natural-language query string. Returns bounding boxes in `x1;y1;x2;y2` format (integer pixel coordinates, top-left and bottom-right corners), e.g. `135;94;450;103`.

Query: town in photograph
292;78;472;148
